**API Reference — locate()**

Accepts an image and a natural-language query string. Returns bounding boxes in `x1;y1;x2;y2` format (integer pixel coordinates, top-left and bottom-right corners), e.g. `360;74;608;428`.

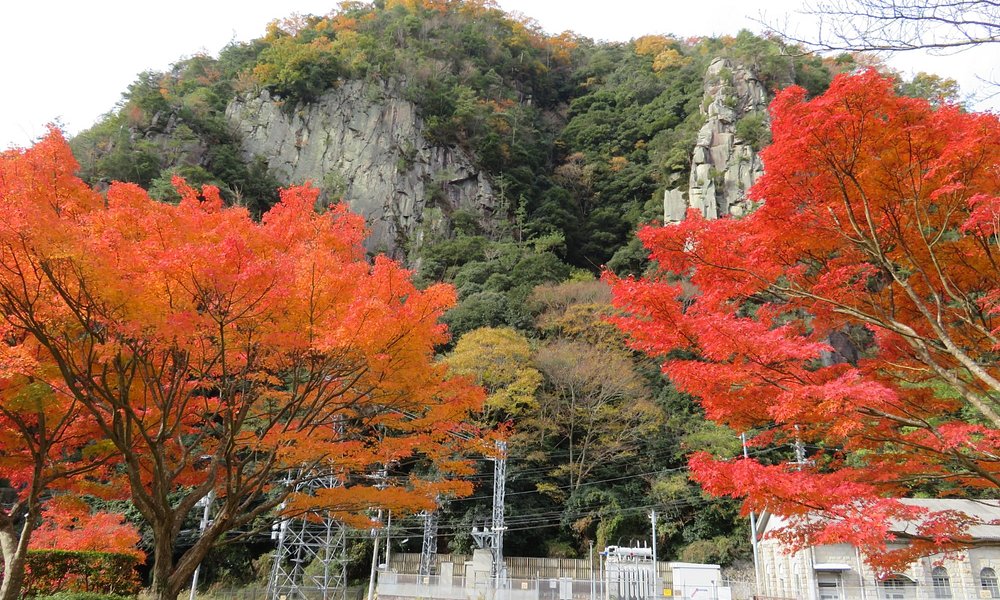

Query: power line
452;444;787;502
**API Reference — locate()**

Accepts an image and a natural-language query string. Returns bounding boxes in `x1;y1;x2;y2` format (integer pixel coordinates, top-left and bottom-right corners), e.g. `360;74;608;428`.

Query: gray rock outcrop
664;57;768;223
226;81;494;257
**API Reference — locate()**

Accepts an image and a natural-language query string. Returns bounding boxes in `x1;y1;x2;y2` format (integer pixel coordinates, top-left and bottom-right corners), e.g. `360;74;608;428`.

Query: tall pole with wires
741;433;762;595
384;511;392;573
471;439;508;591
589;541;595;600
419;502;440;576
649;510;658;595
367;468;388;600
188;491;214;600
492;441;508;590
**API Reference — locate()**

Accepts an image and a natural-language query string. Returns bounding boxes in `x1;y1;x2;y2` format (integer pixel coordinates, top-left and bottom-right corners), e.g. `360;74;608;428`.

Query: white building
756;499;1000;600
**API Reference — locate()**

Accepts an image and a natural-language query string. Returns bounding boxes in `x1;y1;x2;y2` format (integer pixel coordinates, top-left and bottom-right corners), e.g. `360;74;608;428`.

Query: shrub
733;111;771;151
34;593;132;600
19;551;142;598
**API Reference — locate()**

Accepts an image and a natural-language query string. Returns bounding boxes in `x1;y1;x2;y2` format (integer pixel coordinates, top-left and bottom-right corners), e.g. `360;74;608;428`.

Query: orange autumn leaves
0;130;483;557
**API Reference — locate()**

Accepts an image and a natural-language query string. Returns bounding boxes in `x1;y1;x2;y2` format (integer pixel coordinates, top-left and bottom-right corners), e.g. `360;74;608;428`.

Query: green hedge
33;593;133;600
20;551;141;598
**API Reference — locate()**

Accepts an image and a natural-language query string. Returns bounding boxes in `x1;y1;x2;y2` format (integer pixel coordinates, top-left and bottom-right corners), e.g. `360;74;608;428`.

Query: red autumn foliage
29;497;142;560
19;550;142;597
607;70;1000;572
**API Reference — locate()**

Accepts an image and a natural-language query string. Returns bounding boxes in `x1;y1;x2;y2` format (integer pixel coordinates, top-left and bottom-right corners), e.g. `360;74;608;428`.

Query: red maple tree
608;70;1000;570
0;131;483;600
29;497;142;558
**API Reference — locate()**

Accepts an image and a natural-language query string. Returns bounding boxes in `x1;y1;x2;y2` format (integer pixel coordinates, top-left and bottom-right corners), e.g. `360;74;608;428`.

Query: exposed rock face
226;81;494;257
664;57;768;223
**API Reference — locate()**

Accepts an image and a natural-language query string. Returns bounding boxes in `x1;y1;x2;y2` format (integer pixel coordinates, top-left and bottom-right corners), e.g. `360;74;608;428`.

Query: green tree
898;72;961;107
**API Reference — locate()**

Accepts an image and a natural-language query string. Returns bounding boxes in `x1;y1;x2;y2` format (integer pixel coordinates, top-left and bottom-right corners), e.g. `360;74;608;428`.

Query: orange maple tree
0;131;483;600
0;136;122;600
608;70;1000;571
0;381;115;600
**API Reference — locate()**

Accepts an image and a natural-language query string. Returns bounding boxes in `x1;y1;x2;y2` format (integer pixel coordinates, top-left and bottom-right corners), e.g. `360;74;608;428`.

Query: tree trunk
149;516;226;600
0;517;34;600
150;521;178;600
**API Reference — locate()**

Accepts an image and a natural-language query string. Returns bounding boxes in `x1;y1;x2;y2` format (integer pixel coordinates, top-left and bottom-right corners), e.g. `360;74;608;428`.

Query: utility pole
789;426;817;600
600;550;606;600
368;508;382;600
741;433;762;596
367;468;388;600
649;510;658;596
367;510;383;600
492;440;508;591
589;541;595;600
189;491;215;600
384;511;392;572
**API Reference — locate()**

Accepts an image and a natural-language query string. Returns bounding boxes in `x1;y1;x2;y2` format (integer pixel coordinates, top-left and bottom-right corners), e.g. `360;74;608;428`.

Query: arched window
982;568;1000;598
932;566;951;599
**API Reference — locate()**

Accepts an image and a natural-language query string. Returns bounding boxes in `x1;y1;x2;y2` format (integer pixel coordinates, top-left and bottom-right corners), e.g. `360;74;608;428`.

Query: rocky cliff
226;80;495;257
664;57;768;223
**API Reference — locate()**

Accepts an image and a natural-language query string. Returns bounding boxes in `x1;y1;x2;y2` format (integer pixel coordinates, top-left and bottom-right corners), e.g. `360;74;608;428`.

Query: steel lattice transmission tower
418;504;440;576
267;472;349;600
472;440;508;588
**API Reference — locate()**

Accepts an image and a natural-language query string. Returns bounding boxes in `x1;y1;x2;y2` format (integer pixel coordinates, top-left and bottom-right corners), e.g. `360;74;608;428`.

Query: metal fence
193;578;1000;600
386;553;672;581
388;554;471;575
195;586;367;600
376;572;735;600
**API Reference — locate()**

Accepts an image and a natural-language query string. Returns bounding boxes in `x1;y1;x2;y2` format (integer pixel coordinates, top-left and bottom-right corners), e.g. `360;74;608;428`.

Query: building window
880;575;911;600
932;566;951;599
817;572;841;600
982;568;1000;598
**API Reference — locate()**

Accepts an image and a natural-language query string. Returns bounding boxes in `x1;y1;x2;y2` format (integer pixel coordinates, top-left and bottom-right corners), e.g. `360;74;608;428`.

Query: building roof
758;498;1000;542
894;498;1000;541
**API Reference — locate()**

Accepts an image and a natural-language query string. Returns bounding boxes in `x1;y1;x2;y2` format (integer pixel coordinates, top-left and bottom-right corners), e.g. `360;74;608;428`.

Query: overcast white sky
2;1;997;149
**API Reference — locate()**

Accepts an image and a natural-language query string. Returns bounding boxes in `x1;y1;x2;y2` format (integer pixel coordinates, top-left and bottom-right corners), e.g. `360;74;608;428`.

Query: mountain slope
68;0;892;580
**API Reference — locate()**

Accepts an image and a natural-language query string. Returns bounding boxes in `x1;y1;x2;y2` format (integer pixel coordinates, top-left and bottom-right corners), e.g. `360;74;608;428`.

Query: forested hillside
65;0;959;585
